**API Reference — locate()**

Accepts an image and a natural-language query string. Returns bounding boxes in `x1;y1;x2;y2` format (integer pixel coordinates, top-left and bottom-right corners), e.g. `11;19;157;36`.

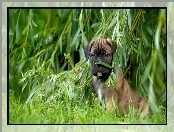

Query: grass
9;56;166;124
9;90;166;124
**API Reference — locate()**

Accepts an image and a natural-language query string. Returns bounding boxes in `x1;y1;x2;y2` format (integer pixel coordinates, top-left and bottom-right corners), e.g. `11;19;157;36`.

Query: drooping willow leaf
96;61;113;69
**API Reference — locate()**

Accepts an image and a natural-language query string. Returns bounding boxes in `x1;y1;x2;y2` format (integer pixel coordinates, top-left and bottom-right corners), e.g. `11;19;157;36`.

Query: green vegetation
9;89;166;124
96;61;113;69
9;9;166;124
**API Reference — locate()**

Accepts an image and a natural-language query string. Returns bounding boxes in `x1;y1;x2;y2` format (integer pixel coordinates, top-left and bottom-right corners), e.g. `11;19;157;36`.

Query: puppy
84;38;150;116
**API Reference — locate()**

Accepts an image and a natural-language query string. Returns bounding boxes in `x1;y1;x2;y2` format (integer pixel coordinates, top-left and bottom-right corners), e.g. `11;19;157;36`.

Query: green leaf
35;50;45;57
26;83;40;104
131;45;138;53
127;9;131;30
145;24;153;35
108;16;117;29
96;61;112;69
141;59;153;83
51;52;55;68
45;82;50;96
91;22;100;28
71;28;81;47
22;82;28;92
15;21;19;44
59;35;62;54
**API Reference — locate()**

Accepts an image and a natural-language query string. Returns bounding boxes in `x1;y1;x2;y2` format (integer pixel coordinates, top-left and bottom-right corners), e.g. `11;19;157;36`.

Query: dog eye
90;53;96;56
102;50;108;55
102;50;110;57
105;53;110;57
91;49;97;56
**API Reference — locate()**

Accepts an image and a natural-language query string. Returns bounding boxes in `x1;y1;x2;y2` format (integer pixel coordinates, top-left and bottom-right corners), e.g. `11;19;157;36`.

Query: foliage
19;55;93;104
10;68;166;124
96;61;113;69
9;8;166;124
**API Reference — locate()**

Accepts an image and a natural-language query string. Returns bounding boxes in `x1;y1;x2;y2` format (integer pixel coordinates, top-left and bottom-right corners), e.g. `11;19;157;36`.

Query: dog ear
106;38;117;53
84;41;94;60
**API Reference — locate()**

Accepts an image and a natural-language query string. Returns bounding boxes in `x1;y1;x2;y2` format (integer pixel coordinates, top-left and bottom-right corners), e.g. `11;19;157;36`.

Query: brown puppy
84;38;149;116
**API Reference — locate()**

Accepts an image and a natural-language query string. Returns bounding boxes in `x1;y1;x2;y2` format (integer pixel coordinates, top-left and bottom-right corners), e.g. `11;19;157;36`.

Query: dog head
84;38;116;80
